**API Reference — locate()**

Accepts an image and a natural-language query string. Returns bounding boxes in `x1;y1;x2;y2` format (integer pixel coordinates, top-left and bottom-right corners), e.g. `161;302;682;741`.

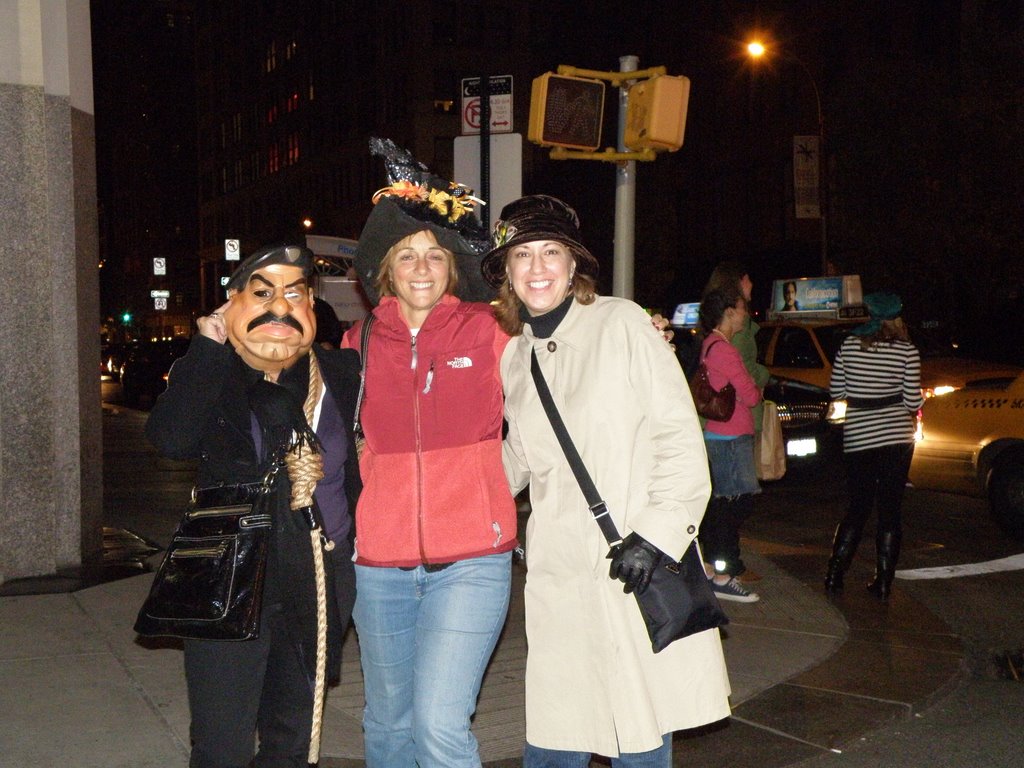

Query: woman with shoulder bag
697;287;763;603
483;195;730;768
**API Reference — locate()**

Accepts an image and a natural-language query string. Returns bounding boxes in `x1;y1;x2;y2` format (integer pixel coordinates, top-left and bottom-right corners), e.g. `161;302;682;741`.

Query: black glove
607;532;662;595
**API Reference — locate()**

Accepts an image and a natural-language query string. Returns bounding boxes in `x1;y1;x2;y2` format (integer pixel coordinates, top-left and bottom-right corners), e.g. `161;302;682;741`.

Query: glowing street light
746;39;828;275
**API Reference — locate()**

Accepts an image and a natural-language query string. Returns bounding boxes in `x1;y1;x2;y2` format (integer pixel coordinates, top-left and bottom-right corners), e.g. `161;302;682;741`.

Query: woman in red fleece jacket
697;286;763;603
341;139;517;768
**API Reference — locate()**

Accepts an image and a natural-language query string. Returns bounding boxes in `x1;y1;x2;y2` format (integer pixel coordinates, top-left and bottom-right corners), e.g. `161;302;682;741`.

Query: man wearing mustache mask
145;244;362;767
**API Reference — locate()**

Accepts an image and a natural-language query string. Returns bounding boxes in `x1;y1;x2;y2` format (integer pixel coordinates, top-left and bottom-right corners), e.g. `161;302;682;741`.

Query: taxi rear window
816;325;852;364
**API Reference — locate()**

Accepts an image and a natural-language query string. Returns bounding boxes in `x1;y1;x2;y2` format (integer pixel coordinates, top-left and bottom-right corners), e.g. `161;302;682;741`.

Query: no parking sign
461;76;513;135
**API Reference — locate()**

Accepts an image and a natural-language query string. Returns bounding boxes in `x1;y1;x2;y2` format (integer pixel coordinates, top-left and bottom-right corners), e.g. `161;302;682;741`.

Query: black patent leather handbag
134;461;282;641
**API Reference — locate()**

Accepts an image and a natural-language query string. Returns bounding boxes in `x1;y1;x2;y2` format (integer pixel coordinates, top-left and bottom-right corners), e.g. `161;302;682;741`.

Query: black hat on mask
226;244;314;293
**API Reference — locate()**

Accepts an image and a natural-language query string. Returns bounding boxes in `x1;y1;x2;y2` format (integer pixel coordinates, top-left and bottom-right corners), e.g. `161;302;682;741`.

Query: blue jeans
523;735;672;768
704;433;760;498
353;552;512;768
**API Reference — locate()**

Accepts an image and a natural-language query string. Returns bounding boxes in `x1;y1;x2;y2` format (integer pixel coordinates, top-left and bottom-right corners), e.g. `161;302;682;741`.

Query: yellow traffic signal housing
528;73;606;151
625;74;690;152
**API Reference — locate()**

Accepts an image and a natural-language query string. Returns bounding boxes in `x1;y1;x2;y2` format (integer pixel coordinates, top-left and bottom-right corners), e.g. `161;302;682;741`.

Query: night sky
91;0;1024;359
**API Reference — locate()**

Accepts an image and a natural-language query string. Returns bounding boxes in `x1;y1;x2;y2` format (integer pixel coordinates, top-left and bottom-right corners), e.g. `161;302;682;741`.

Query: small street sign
461;76;513;136
225;239;240;261
150;290;170;298
153;257;166;275
154;297;168;310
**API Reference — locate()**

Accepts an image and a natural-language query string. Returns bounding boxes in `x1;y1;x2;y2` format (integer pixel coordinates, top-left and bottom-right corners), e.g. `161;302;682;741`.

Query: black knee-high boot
867;530;901;600
824;522;861;593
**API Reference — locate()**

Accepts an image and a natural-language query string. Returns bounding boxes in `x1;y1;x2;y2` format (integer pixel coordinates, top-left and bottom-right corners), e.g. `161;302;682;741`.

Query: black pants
699;493;755;576
184;549;356;768
839;442;915;541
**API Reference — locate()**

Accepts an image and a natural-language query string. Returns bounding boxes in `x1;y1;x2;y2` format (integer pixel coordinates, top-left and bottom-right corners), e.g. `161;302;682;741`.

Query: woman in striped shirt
825;292;923;600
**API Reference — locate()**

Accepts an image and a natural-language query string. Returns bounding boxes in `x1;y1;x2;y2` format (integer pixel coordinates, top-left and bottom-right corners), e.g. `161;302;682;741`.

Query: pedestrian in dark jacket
145;243;362;767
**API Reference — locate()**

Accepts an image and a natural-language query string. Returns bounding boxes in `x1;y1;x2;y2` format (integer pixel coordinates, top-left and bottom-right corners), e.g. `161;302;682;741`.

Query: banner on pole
793;135;821;219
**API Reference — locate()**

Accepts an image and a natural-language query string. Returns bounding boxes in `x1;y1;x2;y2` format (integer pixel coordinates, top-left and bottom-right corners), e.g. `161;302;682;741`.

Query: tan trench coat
502;297;731;756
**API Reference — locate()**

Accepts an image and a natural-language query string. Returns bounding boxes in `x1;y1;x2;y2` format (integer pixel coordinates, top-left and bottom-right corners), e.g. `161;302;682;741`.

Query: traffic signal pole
613;55;639;300
528;59;691;300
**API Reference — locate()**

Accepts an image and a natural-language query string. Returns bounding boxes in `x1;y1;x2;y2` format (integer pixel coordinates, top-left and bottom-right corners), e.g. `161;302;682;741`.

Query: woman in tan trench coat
481;195;731;767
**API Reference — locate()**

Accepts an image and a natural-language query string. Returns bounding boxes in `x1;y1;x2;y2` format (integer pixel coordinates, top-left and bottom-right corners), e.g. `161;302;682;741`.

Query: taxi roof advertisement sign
772;277;843;314
768;275;864;320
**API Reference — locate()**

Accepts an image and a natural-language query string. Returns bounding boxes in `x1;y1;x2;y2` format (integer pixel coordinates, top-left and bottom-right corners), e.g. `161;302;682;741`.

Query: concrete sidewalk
0;405;964;767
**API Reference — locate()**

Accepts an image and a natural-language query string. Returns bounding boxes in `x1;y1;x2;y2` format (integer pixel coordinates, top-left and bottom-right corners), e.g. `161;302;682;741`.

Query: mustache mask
247;311;305;334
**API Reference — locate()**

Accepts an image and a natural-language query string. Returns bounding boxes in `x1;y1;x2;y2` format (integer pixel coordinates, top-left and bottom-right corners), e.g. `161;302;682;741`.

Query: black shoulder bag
529;349;728;653
134;455;284;640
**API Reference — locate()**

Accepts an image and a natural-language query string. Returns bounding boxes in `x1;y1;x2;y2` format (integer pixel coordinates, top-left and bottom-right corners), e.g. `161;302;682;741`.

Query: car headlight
922;385;958;399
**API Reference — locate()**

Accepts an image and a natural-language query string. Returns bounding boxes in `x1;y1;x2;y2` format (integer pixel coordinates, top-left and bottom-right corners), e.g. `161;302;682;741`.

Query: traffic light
528;73;606;151
121;311;133;324
624;75;690;152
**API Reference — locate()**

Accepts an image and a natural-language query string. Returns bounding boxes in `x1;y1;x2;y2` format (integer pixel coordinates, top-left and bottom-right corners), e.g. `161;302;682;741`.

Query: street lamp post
747;41;828;276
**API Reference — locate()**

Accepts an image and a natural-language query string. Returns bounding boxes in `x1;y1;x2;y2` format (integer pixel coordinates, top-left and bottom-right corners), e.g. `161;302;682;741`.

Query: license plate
787;437;817;457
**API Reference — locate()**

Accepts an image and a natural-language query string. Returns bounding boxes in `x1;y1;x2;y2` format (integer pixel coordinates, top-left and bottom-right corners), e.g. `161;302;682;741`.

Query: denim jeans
704;433;760;498
353;552;512;768
523;734;672;768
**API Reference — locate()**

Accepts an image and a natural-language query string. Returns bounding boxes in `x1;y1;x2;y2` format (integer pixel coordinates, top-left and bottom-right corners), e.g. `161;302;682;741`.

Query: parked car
119;338;190;408
101;342;129;382
909;371;1024;541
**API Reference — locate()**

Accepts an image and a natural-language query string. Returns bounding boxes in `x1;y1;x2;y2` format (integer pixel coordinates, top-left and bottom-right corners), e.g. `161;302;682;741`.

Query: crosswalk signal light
625;75;691;152
528;73;606;151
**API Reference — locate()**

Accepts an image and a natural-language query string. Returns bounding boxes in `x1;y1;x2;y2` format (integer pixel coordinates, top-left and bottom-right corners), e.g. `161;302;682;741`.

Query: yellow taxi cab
909;370;1024;541
757;276;1021;405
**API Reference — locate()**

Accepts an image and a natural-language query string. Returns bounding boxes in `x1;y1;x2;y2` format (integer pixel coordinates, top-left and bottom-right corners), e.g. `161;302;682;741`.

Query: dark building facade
92;0;198;341
193;1;531;310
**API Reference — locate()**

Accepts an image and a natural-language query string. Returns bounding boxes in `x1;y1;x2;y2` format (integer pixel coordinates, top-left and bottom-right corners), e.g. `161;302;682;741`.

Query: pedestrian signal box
528;73;605;151
624;75;690;152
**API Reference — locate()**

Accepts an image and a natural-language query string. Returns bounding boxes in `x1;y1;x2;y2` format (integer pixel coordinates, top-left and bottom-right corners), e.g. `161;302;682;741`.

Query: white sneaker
712;576;760;603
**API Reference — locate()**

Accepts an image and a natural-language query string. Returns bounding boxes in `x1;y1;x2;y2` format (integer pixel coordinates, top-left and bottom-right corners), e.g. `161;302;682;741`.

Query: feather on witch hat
354;137;493;304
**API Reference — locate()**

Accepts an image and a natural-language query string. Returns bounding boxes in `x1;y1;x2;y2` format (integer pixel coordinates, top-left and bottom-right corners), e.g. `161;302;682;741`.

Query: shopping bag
755;400;786;481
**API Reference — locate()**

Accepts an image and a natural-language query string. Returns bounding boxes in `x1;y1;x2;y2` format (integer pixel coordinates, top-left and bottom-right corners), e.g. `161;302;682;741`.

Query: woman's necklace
712;328;730;341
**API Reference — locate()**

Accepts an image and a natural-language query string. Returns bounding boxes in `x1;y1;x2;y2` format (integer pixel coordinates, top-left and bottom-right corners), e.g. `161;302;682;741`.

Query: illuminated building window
267;104;278;125
287;134;300;165
268;144;280;174
265;41;277;73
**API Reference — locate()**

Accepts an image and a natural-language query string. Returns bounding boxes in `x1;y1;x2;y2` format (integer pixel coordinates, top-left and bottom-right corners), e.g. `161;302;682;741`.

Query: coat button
687;525;696;534
547;341;557;352
200;451;210;462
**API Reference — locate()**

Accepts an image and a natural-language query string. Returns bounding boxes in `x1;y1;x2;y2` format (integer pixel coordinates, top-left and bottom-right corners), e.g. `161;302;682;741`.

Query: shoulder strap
701;337;723;363
353;314;375;436
529;349;623;547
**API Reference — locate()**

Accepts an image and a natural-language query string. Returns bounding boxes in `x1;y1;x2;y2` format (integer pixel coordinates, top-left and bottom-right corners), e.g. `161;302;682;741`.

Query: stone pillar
0;0;101;585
